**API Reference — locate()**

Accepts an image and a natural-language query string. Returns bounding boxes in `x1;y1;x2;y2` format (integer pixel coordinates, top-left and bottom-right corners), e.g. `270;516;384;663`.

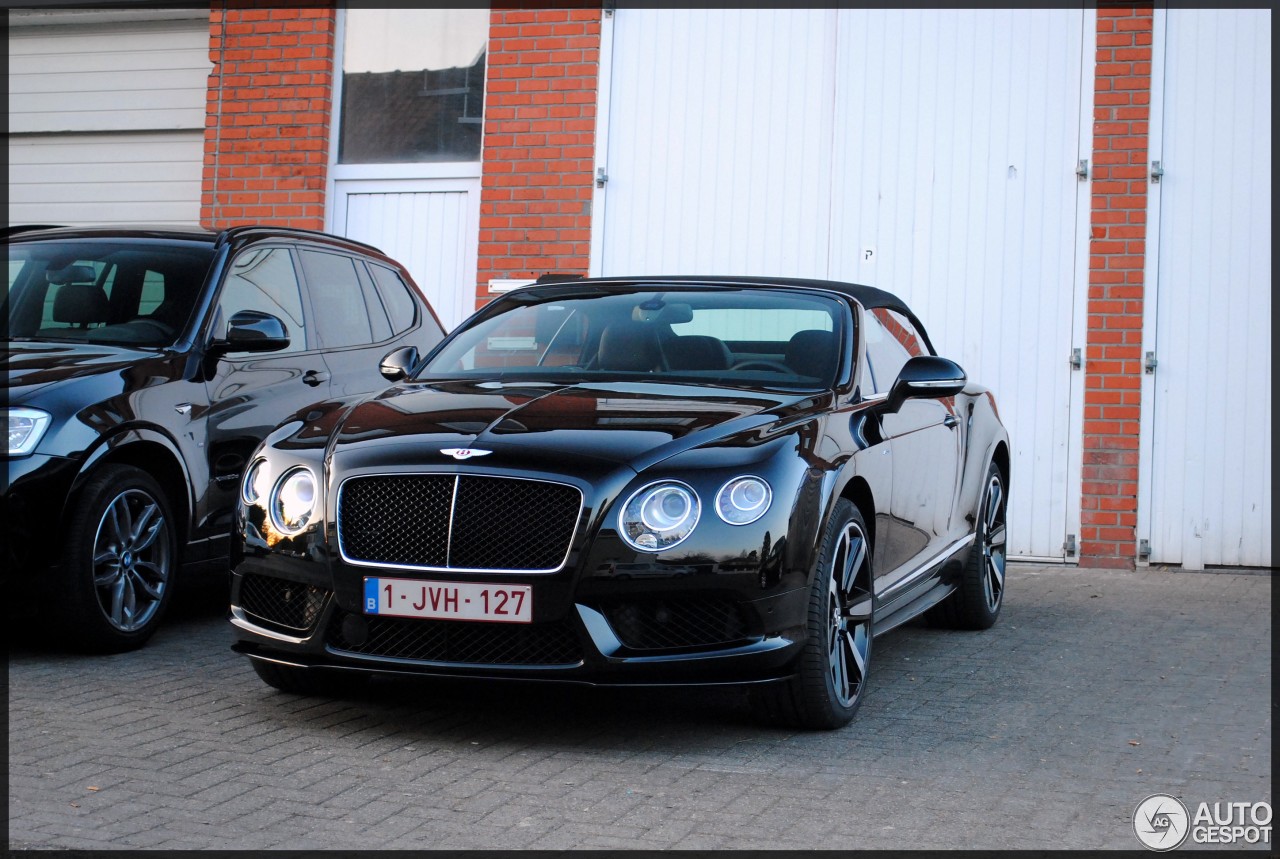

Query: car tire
929;461;1007;630
59;464;178;653
752;499;874;730
251;658;369;698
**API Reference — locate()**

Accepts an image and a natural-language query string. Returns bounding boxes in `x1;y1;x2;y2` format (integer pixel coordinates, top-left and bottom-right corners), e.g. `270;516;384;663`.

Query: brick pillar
475;6;603;308
201;3;337;230
1080;5;1154;569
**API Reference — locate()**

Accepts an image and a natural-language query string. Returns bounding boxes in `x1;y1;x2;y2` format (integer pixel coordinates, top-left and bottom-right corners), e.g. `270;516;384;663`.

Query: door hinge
1150;160;1164;183
1144;351;1158;374
1076;159;1089;181
1138;538;1152;561
1069;347;1082;370
595;168;608;188
1063;534;1077;557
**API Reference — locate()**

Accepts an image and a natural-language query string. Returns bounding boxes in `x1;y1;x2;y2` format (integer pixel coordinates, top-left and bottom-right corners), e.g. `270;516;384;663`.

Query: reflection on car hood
2;340;159;394
330;380;822;472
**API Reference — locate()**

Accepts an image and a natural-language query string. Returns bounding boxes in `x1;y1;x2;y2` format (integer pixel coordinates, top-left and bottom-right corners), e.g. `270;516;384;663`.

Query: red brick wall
475;7;603;308
201;4;337;230
1080;5;1153;569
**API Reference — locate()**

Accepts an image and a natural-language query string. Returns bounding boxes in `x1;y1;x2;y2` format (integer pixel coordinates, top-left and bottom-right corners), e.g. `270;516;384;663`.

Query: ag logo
1134;794;1190;851
441;448;492;461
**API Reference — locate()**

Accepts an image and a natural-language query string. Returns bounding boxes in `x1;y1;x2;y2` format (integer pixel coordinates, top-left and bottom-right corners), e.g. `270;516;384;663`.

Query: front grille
238;573;329;634
601;598;752;651
327;611;583;666
338;474;582;572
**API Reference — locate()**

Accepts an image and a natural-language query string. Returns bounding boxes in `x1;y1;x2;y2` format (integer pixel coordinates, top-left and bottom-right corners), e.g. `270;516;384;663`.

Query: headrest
666;334;732;371
785;329;838;382
52;283;111;325
598;320;663;372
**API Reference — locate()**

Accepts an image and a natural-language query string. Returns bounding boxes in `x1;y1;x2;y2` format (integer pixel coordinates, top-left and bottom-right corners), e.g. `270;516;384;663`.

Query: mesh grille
338;474;581;571
239;574;329;634
327;611;583;666
601;599;751;651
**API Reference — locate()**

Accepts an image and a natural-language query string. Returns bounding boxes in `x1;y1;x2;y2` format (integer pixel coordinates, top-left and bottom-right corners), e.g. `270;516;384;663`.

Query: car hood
325;379;825;475
2;340;161;398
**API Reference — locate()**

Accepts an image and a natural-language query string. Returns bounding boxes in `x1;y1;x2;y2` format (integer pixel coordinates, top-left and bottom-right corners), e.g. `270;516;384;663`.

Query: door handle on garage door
302;369;330;386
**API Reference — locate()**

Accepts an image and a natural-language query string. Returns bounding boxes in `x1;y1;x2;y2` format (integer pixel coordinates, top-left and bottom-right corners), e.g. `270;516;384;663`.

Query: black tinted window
369;264;419;336
357;262;393;342
219;247;307;353
299;249;372;348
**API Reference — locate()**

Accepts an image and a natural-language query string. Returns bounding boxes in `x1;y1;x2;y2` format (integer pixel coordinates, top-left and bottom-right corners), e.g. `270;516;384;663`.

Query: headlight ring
241;458;269;507
619;480;700;552
269;466;318;535
715;475;773;525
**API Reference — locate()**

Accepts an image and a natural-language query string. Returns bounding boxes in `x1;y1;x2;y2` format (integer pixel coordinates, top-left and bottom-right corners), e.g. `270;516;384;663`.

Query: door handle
302;369;330;387
943;414;959;429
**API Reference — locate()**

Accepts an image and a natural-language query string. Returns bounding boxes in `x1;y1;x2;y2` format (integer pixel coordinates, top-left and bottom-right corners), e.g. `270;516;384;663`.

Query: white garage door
594;8;1091;560
1141;9;1272;569
7;13;210;226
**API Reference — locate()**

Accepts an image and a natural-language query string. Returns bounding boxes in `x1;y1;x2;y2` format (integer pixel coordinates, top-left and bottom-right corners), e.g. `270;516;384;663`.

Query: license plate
363;577;532;624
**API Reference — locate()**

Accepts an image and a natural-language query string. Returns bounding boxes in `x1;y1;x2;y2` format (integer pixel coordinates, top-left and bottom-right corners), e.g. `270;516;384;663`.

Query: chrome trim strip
879;532;976;600
230;606;311;644
909;377;966;388
444;474;460;565
336;472;586;575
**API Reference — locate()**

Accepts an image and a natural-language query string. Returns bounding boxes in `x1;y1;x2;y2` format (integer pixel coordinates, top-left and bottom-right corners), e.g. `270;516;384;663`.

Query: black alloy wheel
60;464;178;652
753;499;874;729
930;461;1007;630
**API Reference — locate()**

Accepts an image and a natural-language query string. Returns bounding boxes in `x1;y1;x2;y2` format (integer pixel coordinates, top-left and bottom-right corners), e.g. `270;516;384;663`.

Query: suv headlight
715;476;772;525
619;480;700;552
6;408;52;456
269;466;317;535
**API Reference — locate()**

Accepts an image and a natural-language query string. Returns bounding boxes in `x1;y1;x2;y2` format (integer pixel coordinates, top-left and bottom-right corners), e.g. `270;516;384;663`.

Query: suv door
199;245;331;540
297;247;443;397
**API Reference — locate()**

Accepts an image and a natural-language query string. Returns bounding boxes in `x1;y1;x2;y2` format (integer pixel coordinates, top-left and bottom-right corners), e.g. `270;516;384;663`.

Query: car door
200;244;332;538
863;306;962;588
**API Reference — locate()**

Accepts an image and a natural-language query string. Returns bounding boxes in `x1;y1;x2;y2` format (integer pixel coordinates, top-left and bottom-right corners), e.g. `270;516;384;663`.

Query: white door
1140;9;1272;569
331;178;481;331
595;8;1091;560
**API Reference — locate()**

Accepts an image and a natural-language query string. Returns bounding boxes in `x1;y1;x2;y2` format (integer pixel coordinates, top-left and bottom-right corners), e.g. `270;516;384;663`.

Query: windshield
418;287;848;389
5;238;215;348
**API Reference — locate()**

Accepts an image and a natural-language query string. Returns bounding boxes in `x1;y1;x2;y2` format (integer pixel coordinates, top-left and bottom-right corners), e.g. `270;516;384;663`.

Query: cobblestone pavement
8;564;1272;851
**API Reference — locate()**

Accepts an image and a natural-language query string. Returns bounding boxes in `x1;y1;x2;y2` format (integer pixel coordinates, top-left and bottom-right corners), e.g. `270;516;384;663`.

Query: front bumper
3;453;78;574
229;557;811;687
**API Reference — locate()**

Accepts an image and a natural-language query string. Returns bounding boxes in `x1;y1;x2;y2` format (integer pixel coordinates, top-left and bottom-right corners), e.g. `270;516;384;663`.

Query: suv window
369;263;419;336
298;249;373;349
218;247;308;353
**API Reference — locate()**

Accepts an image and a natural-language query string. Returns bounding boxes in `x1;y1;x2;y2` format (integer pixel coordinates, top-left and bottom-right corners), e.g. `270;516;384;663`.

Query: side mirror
210;310;290;355
379;345;419;381
885;355;966;412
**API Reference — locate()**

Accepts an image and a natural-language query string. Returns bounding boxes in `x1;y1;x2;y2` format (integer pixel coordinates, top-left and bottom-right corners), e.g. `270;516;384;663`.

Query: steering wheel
732;360;792;374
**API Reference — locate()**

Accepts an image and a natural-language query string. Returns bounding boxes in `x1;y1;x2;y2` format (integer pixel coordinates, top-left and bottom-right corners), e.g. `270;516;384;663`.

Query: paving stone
8;565;1271;850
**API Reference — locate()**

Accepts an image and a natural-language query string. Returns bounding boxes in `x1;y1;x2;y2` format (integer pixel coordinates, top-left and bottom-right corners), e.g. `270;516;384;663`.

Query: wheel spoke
93;547;120;567
845;593;873;622
986;480;1003;531
987;523;1007;549
130;502;160;547
109;577;127;626
132;563;166;598
830;631;850;699
93;564;122;587
842;534;866;595
847;628;866;681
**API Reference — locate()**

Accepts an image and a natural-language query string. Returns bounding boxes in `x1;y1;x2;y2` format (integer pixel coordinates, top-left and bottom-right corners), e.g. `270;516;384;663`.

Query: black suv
4;225;446;652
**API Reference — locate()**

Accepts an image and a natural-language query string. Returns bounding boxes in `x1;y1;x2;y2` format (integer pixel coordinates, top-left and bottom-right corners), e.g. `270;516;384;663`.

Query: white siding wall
6;16;210;226
596;8;1090;560
1141;9;1272;569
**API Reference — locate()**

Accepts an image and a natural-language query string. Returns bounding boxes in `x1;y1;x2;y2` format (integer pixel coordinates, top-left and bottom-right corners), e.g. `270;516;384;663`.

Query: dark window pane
339;52;485;163
357;262;393;342
299;249;372;349
369;263;421;337
218;247;307;353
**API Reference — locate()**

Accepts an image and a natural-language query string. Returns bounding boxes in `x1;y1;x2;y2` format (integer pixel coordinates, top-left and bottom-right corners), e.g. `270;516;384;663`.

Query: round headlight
619;481;700;552
241;459;269;506
716;476;772;525
269;467;317;535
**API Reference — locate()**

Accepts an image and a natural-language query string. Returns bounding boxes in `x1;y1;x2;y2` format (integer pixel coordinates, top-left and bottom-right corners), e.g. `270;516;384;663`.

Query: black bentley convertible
230;276;1010;728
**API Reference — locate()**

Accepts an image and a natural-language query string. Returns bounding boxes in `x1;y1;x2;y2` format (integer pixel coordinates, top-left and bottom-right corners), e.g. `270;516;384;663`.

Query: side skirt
871;534;974;637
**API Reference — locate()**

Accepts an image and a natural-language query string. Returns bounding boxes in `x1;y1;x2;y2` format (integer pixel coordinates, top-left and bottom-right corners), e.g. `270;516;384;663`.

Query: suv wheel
60;465;177;653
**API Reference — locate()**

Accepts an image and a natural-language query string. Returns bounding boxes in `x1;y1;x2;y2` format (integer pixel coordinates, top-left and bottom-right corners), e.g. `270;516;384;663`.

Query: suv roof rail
535;273;585;284
213;225;384;255
3;225;66;237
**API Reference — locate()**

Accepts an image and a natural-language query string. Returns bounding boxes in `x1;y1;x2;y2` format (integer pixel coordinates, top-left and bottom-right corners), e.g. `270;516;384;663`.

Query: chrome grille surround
336;472;584;574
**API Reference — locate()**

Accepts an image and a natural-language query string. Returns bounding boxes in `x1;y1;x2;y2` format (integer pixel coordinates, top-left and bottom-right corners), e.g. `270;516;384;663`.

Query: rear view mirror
211;310;290;354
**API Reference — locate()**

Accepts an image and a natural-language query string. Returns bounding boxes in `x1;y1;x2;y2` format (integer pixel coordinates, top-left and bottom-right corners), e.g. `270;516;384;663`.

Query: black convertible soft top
537;274;935;354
